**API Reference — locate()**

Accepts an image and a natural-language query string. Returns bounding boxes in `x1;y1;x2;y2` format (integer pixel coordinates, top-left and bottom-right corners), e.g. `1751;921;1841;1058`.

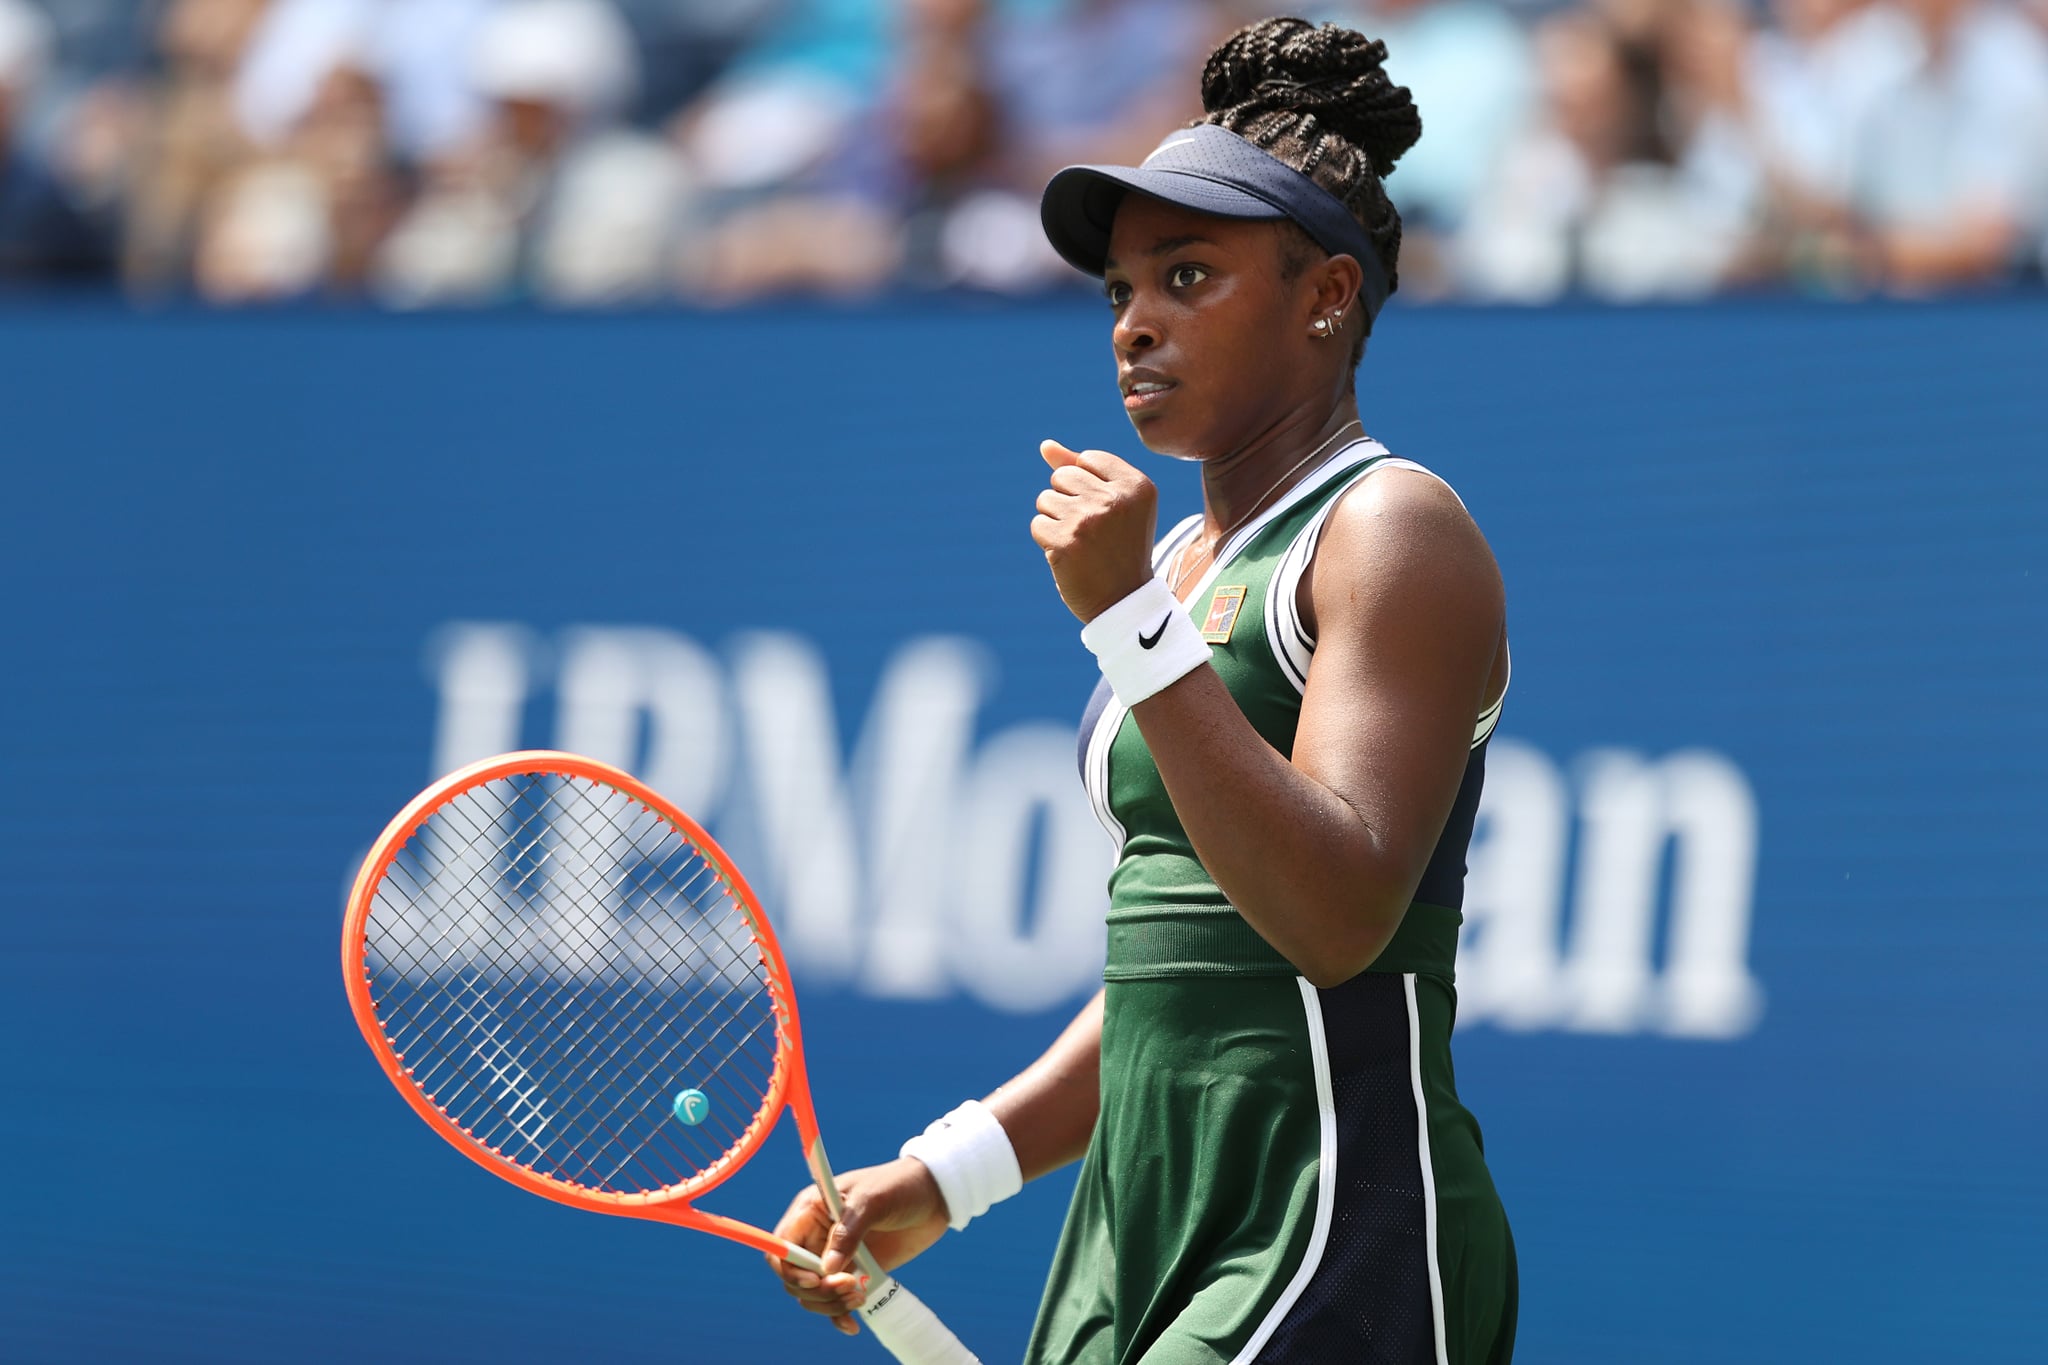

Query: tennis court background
2;300;2042;1362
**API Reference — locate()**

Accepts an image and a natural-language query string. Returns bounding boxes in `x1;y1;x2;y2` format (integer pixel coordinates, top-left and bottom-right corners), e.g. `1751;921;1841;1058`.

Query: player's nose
1113;296;1161;356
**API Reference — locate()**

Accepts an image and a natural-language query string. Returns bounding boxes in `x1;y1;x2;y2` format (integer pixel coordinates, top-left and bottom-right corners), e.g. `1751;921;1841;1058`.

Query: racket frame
342;749;835;1265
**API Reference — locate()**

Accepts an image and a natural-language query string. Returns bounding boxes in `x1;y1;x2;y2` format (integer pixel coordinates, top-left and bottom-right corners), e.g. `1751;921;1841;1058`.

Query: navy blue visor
1041;123;1389;323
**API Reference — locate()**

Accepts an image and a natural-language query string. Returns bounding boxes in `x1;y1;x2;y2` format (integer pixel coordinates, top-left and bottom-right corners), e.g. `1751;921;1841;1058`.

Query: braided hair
1199;17;1421;357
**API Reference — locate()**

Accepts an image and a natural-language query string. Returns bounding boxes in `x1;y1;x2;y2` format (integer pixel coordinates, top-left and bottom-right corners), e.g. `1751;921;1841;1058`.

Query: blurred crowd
0;0;2043;305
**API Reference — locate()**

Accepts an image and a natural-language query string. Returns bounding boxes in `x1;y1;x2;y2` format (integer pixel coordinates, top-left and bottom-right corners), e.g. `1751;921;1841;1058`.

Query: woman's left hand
1032;440;1158;622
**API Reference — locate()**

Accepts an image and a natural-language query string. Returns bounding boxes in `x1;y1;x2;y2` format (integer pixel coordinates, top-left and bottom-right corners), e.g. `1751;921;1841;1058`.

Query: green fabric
1099;451;1458;985
1103;902;1463;982
1024;977;1324;1365
1025;974;1519;1365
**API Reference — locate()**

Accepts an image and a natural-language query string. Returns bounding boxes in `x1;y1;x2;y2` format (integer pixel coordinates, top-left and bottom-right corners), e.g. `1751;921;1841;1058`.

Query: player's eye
1169;265;1208;289
1104;280;1132;308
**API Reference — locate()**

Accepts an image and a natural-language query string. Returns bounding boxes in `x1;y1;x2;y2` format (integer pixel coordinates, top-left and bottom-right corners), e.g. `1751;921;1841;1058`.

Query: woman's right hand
764;1156;952;1336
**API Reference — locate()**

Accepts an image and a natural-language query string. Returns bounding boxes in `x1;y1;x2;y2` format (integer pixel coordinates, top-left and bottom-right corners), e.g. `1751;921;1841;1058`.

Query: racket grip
859;1275;981;1365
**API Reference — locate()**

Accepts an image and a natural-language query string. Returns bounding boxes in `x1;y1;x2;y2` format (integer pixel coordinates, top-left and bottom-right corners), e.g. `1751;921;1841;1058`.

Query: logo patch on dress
1201;585;1247;643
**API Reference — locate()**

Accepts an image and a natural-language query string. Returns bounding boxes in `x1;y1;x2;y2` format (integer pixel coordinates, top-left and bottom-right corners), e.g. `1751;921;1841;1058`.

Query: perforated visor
1040;123;1389;321
1042;164;1288;276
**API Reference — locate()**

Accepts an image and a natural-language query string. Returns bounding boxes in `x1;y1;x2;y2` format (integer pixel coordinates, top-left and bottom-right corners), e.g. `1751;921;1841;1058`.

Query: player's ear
1308;254;1364;334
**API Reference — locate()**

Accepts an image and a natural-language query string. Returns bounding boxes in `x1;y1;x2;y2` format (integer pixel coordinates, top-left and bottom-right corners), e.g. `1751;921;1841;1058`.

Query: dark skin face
1101;194;1365;540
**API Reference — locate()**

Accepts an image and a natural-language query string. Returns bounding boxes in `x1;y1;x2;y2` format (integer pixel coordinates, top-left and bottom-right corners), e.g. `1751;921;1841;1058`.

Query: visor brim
1040;165;1289;278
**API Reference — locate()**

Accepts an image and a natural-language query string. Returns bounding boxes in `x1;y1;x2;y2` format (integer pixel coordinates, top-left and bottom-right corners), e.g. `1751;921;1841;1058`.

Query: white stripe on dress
1079;446;1367;845
1227;977;1339;1365
1081;516;1202;844
1082;693;1128;847
1404;972;1451;1365
1264;455;1508;747
1168;439;1379;612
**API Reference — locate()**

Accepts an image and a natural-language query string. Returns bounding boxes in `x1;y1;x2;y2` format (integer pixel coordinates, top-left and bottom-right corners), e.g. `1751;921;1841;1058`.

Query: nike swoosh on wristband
1138;617;1170;649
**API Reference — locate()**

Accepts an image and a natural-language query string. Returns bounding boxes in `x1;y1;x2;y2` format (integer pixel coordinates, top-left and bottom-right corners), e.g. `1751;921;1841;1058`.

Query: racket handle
859;1274;981;1365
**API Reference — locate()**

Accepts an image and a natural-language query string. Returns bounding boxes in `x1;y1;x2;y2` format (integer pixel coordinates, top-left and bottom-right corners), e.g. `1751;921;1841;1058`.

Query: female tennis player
770;17;1516;1363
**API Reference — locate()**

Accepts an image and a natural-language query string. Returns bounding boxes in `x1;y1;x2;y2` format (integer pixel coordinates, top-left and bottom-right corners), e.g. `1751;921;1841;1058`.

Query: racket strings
362;771;786;1195
403;870;779;1188
376;786;774;1188
405;781;779;1183
394;788;780;1136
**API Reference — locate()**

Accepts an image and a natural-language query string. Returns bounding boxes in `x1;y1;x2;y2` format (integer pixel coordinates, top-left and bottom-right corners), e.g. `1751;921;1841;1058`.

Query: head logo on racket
673;1088;711;1127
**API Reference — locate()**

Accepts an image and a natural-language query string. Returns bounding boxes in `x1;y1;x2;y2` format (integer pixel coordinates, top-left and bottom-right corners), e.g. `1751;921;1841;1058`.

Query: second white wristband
1080;577;1212;707
899;1099;1022;1232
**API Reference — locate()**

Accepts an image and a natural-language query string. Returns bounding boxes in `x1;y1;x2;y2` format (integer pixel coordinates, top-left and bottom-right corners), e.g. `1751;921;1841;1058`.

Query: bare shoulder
1304;465;1503;636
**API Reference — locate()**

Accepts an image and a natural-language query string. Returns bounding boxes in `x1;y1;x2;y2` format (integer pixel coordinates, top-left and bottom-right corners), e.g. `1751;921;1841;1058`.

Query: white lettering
1461;742;1763;1039
1655;750;1763;1039
853;638;989;1000
555;627;730;818
726;632;865;985
425;623;538;777
418;623;1762;1036
950;725;1112;1013
1562;749;1671;1033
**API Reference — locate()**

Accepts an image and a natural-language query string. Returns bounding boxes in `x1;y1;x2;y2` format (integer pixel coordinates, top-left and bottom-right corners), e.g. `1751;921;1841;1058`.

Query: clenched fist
1031;440;1158;623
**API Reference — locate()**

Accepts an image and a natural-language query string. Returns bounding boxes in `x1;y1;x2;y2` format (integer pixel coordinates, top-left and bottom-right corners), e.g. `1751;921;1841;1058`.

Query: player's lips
1121;368;1177;411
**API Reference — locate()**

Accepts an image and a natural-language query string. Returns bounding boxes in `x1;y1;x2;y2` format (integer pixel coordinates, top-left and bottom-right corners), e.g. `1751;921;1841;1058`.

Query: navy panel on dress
1254;971;1436;1364
1413;734;1487;913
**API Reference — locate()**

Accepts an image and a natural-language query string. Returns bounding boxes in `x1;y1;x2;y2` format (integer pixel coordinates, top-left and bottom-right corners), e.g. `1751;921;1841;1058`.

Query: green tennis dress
1025;442;1517;1365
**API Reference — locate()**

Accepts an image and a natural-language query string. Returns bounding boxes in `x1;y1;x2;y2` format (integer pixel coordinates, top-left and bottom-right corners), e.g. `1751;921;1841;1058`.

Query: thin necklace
1169;419;1364;597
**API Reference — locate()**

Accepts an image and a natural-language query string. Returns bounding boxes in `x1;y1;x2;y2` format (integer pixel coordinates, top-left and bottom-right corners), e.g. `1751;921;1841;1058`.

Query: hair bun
1200;17;1421;178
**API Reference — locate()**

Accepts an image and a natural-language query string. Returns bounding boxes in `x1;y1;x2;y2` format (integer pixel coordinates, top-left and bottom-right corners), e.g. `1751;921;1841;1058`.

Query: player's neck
1197;403;1363;543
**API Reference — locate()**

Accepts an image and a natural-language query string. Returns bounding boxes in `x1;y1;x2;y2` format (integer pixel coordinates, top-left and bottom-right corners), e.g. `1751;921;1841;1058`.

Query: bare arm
1130;471;1503;985
986;987;1103;1180
1874;207;2023;290
767;990;1103;1330
1032;446;1503;988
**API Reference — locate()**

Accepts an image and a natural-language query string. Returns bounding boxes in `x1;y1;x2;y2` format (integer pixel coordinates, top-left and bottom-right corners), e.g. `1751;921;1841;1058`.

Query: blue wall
3;300;2043;1363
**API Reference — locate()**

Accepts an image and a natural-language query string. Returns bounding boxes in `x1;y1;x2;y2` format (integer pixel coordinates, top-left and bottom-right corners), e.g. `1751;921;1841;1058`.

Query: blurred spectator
682;0;916;300
194;10;409;302
611;0;784;123
0;0;115;281
375;0;691;305
1455;0;1793;300
0;0;2040;303
123;0;270;295
1748;0;1912;203
1743;0;1912;288
671;0;891;201
1838;0;2048;291
192;156;331;300
691;0;1067;297
985;0;1211;184
1658;0;1777;281
234;0;492;163
1326;0;1535;293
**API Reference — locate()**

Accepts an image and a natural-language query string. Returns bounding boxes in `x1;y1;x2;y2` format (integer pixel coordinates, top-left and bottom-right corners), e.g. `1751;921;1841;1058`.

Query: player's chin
1124;404;1200;458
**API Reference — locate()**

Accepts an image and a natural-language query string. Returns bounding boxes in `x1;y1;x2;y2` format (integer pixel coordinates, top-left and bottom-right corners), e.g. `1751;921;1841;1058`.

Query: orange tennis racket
342;750;980;1364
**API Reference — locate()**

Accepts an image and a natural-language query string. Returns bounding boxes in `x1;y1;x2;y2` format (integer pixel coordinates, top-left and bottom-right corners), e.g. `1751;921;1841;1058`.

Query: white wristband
899;1099;1022;1232
1079;577;1211;707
